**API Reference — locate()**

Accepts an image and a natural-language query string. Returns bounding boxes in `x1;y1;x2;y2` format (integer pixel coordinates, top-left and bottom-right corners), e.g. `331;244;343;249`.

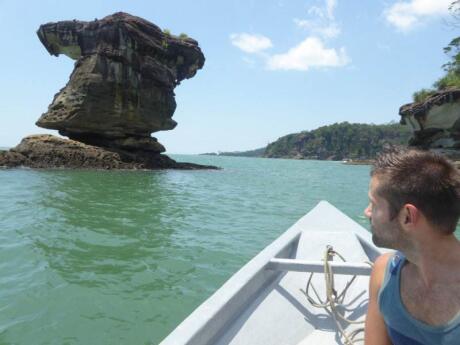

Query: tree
412;1;460;100
448;1;460;27
435;2;460;90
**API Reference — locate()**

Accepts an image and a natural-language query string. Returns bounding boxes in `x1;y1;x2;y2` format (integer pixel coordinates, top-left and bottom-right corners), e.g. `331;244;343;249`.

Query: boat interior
160;201;388;345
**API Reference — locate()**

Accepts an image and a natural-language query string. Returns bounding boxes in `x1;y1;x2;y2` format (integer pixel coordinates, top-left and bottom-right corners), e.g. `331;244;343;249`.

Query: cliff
399;88;460;159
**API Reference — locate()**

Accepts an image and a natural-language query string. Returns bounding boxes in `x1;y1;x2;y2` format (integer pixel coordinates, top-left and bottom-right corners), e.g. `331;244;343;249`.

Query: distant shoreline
199;155;460;168
200;154;371;164
342;159;374;165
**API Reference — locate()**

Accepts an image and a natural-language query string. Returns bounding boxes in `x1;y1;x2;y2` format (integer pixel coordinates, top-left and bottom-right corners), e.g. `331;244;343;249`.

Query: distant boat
160;201;389;345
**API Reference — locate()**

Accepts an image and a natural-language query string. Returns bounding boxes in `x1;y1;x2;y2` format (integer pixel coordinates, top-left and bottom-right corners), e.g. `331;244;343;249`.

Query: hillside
218;147;266;157
213;122;411;160
264;122;411;160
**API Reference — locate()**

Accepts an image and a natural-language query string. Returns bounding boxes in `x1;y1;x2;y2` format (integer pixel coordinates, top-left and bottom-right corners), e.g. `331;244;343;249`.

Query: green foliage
179;33;189;40
433;33;460;89
161;28;172;49
263;122;411;160
435;33;460;89
412;2;460;100
448;1;460;25
433;70;460;89
412;88;436;103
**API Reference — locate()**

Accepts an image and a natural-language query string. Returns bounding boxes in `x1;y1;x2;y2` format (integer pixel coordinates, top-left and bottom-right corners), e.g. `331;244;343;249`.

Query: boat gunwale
160;216;303;344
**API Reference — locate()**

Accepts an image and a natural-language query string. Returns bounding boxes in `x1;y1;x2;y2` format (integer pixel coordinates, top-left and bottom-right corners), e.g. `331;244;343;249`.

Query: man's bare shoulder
373;253;393;269
370;253;393;288
365;252;394;345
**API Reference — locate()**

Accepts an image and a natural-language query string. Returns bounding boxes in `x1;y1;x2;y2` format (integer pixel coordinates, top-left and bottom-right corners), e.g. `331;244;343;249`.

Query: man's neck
402;233;460;288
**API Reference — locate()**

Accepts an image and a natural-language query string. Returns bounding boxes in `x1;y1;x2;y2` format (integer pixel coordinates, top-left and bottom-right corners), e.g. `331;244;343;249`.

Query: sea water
0;155;455;344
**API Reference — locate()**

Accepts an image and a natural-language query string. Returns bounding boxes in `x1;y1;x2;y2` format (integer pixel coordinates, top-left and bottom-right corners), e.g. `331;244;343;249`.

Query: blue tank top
378;253;460;345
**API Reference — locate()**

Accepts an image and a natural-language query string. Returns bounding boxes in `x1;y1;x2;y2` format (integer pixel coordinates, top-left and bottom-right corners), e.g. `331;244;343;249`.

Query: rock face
1;12;216;170
36;12;204;153
0;135;215;170
399;88;460;158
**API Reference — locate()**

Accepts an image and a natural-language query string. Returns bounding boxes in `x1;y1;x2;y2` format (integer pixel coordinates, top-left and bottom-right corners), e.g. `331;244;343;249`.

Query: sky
0;0;458;154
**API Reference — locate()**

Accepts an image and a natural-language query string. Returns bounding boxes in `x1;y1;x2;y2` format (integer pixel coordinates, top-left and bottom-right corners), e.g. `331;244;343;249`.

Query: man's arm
364;253;393;345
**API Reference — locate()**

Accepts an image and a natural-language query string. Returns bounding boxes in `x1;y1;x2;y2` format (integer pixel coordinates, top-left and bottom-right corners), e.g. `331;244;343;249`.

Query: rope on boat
301;245;373;345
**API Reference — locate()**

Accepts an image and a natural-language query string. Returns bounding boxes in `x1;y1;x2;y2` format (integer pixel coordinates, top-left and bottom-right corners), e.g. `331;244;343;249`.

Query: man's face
364;176;404;249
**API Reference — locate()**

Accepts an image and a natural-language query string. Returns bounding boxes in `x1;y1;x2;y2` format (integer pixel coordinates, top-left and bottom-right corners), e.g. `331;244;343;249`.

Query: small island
0;12;217;170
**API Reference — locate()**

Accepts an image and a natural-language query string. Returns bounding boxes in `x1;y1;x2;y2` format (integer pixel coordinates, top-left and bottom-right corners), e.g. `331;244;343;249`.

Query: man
364;147;460;345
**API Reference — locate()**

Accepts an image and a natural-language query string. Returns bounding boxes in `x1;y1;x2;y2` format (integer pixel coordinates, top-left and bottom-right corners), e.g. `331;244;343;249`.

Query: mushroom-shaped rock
36;12;205;152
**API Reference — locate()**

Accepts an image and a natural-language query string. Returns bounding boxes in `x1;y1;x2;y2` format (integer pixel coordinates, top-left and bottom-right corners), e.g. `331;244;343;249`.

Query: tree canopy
413;1;460;101
263;122;411;160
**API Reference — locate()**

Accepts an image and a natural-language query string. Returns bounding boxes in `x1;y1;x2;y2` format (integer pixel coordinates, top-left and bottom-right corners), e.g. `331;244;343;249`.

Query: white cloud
296;0;341;39
230;33;273;53
267;37;349;71
229;1;348;73
294;19;341;38
326;0;337;20
385;0;451;31
319;23;341;38
308;6;325;18
307;0;337;20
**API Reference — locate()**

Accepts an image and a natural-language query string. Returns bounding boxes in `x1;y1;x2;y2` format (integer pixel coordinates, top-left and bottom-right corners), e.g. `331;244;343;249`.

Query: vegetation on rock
413;1;460;102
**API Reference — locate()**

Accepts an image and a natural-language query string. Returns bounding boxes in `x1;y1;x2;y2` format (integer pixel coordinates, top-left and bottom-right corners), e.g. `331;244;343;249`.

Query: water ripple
1;158;455;344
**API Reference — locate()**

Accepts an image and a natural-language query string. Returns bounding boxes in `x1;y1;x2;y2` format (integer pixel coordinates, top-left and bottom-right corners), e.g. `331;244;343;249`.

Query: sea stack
0;12;216;170
399;88;460;159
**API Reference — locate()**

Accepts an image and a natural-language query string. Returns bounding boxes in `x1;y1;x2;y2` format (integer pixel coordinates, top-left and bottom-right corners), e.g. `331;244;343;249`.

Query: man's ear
401;204;419;227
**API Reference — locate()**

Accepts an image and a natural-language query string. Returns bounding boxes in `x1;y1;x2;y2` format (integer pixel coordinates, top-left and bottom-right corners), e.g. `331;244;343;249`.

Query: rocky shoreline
0;135;217;170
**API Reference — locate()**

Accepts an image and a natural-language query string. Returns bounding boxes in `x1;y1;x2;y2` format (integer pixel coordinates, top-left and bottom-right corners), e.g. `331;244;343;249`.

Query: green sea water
0;155;454;344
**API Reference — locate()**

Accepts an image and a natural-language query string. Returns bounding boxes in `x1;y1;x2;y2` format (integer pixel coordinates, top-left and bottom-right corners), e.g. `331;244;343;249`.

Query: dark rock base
0;135;218;170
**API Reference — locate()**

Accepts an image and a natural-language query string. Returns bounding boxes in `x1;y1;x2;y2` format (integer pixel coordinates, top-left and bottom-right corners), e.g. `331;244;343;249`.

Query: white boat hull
160;201;389;345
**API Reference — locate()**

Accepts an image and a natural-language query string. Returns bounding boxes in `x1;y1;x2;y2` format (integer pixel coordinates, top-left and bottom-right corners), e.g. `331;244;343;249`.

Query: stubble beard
372;230;392;248
370;220;404;250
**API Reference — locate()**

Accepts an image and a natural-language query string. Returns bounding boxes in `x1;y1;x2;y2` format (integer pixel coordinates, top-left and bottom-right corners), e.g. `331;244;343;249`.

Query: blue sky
0;0;457;153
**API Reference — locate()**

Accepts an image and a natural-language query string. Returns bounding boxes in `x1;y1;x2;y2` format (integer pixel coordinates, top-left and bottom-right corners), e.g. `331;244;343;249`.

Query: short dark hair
371;146;460;234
